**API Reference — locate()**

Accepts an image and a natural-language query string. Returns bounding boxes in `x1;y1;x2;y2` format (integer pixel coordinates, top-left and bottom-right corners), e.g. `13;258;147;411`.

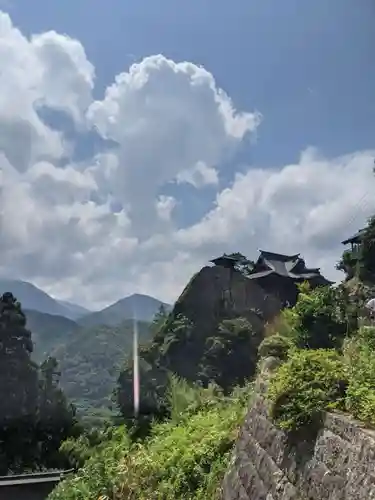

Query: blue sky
8;0;375;228
10;0;375;161
1;0;375;306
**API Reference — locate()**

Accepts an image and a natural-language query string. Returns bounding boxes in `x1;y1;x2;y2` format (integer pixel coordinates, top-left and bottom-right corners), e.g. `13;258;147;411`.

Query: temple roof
210;255;238;265
210;253;251;267
210;250;332;285
258;250;300;262
341;229;366;245
247;250;332;284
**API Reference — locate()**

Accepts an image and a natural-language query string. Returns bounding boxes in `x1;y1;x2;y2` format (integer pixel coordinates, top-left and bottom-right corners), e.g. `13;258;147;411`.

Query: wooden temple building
341;229;366;253
211;250;332;307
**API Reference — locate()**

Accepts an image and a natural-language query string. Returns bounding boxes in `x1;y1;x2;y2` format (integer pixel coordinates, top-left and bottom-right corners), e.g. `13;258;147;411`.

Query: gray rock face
221;365;375;500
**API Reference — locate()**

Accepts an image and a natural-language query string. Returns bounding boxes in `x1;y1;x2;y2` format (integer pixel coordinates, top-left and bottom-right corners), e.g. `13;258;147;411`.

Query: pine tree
0;292;39;473
37;356;79;468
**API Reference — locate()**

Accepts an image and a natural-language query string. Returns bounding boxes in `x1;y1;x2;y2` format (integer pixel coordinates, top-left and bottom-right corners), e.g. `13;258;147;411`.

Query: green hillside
52;320;152;419
25;309;81;362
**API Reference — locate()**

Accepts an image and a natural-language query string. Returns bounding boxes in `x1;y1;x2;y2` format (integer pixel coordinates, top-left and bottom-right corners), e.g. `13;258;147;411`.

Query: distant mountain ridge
0;278;171;325
57;300;92;319
0;279;83;320
79;293;172;327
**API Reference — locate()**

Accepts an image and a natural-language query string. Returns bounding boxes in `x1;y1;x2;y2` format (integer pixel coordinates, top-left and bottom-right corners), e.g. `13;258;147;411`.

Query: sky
0;0;375;309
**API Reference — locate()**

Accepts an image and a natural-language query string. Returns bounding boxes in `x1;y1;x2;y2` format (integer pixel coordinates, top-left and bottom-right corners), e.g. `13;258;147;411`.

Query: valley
0;280;171;422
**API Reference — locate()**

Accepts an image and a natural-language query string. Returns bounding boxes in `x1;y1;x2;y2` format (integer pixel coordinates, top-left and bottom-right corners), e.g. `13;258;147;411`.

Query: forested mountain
25;309;81;362
52;320;153;420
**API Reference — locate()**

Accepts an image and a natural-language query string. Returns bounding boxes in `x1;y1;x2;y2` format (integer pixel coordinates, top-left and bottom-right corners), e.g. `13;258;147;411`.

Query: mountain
57;300;92;319
79;293;172;328
25;309;81;362
0;279;85;320
52;320;152;416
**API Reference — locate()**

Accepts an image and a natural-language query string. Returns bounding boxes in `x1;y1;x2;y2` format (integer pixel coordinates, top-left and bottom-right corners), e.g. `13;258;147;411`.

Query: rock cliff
117;265;283;419
221;360;375;500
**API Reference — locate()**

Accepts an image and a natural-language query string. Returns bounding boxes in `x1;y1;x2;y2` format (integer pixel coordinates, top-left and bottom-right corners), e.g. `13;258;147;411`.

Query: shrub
50;426;131;500
49;380;251;500
167;374;224;424
268;349;347;431
258;334;293;361
292;284;348;349
344;327;375;426
265;309;299;342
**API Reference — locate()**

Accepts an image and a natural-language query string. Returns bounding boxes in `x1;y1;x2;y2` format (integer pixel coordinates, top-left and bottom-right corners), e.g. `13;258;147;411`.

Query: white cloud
0;11;374;309
176;161;219;188
156;195;177;222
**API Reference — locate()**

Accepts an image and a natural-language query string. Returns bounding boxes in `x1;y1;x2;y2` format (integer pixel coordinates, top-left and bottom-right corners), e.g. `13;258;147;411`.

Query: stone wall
221;371;375;500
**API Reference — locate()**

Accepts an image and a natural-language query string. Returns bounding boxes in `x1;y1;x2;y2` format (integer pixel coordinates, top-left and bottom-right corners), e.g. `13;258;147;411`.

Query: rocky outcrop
221;364;375;500
117;265;283;419
172;265;282;328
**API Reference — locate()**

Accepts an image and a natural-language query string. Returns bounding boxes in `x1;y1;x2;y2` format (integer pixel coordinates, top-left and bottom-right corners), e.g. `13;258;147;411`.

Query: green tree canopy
0;292;39;473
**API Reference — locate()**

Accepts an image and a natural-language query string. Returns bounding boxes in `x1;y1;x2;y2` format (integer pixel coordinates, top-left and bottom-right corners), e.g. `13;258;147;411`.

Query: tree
37;357;80;468
0;292;39;473
0;293;80;473
150;304;169;337
291;285;348;349
359;215;375;280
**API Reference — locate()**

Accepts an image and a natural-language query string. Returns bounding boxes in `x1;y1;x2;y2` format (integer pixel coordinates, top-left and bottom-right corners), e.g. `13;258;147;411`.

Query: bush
49;380;251;500
258;334;293;361
344;327;375;426
268;349;347;431
50;426;131;500
291;284;348;349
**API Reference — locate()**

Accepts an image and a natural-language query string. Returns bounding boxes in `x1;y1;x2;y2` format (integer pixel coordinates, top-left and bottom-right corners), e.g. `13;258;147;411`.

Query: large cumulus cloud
0;11;374;308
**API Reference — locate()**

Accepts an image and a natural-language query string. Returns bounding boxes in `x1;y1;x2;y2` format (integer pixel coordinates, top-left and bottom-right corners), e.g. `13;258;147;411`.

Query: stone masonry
221;365;375;500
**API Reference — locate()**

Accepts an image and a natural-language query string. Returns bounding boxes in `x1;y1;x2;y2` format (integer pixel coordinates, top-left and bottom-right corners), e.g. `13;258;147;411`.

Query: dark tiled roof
248;250;332;284
341;229;366;245
210;256;238;265
258;250;300;262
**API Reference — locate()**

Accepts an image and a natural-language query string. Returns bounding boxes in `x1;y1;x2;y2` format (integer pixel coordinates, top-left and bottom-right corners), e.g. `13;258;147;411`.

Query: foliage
0;293;77;473
268;349;347;431
200;317;260;389
167;374;225;424
49;379;251;500
60;427;114;469
258;334;293;361
50;426;131;500
37;356;81;468
343;327;375;426
0;292;40;473
336;249;358;280
150;304;169;337
289;283;348;349
359;215;375;280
